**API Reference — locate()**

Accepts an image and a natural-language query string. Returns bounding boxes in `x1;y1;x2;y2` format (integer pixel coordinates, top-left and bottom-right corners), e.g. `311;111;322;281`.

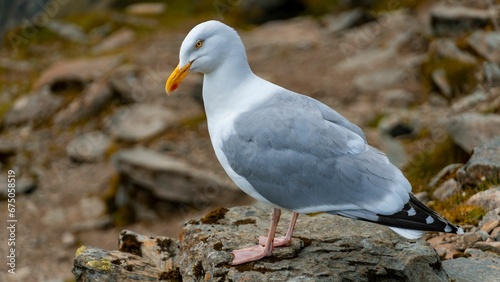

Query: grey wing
222;95;410;215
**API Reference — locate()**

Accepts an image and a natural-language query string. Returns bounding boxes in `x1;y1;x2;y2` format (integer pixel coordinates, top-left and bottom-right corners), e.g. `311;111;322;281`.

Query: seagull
165;20;463;265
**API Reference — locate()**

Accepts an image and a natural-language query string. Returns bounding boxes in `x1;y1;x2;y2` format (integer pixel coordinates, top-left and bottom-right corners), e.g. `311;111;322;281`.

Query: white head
165;20;249;94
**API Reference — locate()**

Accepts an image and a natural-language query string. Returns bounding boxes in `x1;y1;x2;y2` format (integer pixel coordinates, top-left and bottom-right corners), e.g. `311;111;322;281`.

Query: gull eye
195;39;204;49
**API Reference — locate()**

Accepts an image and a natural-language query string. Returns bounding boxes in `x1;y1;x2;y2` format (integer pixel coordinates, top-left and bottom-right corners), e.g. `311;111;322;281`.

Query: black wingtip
375;193;463;234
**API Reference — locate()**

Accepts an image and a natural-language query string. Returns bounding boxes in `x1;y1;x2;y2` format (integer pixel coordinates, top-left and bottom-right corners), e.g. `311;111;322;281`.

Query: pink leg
232;208;281;265
259;212;298;247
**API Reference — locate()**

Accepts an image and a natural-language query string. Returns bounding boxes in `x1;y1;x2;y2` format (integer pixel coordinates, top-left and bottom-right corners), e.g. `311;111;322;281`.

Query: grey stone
91;28;135;54
432;68;452;98
414;192;430;204
34;56;122;91
466;187;500;212
433;179;462;201
3;87;64;126
484;62;500;87
452;87;500;113
0;58;33;72
108;65;142;104
445;113;500;153
457;137;500;186
246;17;321;51
377;89;416;108
124;2;166;15
54;79;114;127
107;104;177;142
62;232;77;247
451;89;488;112
429;38;477;64
428;163;463;188
112;147;243;204
442;257;500;281
46;20;86;43
473;241;500;255
322;8;375;34
479;208;500;227
430;5;495;37
467;31;500;63
354;68;407;93
66;131;111;163
335;48;397;73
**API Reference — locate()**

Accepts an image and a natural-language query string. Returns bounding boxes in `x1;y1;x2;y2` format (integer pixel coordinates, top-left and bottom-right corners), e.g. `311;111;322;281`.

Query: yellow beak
165;61;192;95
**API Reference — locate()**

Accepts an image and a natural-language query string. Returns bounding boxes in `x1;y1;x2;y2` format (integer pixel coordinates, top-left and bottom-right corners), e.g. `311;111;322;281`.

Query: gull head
165;20;246;94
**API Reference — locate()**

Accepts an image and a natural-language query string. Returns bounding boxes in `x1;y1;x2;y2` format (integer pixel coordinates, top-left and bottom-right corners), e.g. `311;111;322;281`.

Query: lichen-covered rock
178;206;449;281
73;231;180;282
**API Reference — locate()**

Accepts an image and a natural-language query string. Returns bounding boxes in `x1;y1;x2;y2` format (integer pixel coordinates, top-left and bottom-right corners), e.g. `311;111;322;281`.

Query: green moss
421;54;479;99
403;137;469;193
367;113;387;128
0;101;13;121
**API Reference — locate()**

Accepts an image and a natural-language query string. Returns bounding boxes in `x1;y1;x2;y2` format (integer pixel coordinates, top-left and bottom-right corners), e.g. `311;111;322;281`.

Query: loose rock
124;2;166;15
34;56;122;91
54;79;114;127
428;163;463;188
108;65;143;104
66;131;111;163
46;20;86;43
430;5;495;37
467;31;500;63
466;187;500;212
246;17;321;51
444;113;500;153
354;68;407;93
442;257;500;281
457;137;500;186
107;104;177;142
3;87;64;126
322;8;375;34
433;178;461;202
112;147;243;204
473;241;500;255
91;28;136;54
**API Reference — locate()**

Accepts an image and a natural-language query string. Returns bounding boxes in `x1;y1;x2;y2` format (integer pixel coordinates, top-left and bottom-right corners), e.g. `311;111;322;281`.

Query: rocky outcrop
73;206;451;281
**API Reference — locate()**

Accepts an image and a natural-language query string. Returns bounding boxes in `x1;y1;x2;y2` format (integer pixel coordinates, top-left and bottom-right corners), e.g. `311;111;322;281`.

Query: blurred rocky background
0;0;499;281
